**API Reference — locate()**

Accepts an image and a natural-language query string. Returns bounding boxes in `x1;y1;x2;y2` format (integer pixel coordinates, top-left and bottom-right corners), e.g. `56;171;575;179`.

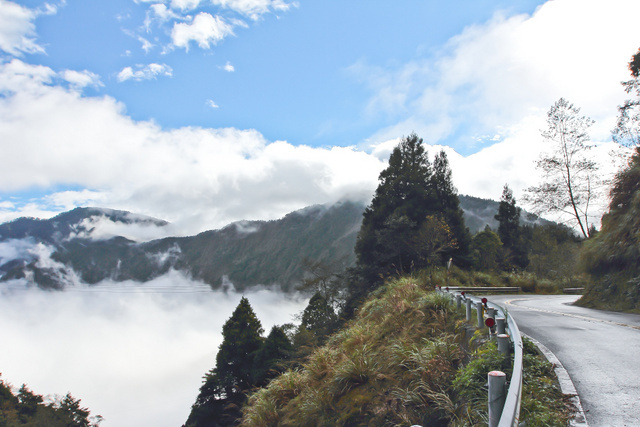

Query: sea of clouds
0;270;307;426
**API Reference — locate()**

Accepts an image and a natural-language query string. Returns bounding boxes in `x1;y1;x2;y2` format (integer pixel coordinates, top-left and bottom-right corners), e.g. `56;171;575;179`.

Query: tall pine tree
495;184;528;269
431;150;471;263
354;134;467;287
185;297;264;427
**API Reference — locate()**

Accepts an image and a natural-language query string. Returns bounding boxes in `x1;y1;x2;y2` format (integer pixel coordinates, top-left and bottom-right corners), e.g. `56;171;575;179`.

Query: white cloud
212;0;297;20
61;69;103;89
170;0;201;11
117;63;173;82
0;272;307;427
357;0;640;154
171;12;235;50
1;0;636;237
222;60;235;72
0;59;384;235
206;99;219;108
0;0;45;56
66;215;172;242
138;36;154;53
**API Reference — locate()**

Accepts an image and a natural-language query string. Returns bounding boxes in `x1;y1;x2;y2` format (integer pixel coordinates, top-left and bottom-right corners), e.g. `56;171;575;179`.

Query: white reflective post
488;370;507;427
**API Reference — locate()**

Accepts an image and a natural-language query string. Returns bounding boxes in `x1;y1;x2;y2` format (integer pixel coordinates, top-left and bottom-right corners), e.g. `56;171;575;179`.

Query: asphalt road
487;295;640;427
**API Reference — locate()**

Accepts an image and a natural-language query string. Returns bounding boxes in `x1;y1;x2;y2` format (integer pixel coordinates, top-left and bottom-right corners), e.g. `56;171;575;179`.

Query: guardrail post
488;370;507;427
497;334;510;355
456;295;462;309
496;317;506;335
465;298;472;321
476;302;484;329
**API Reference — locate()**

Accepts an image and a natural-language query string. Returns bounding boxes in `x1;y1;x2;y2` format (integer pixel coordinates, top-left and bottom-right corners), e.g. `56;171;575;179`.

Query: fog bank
0;271;307;426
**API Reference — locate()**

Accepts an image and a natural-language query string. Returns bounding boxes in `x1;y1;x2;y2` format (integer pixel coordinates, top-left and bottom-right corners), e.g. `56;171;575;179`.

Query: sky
1;0;640;236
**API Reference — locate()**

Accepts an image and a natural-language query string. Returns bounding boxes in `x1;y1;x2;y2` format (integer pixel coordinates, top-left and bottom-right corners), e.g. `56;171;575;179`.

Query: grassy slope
241;272;573;426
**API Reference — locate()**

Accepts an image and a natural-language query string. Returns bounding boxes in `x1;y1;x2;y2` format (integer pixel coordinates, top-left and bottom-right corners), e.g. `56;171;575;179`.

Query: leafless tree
524;98;598;238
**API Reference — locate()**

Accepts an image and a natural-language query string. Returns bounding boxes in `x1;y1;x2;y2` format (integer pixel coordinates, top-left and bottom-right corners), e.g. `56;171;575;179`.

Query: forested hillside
0;196;546;292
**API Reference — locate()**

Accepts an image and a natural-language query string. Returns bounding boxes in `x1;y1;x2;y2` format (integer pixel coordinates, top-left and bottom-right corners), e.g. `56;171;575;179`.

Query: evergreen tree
354;135;468;288
470;227;502;271
251;326;293;386
495;184;529;269
495;184;520;248
613;47;640;146
300;292;337;341
186;297;264;427
431;150;471;262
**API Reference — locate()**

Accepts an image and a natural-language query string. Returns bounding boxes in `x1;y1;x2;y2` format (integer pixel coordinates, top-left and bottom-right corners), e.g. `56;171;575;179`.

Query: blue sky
1;0;639;234
26;0;545;148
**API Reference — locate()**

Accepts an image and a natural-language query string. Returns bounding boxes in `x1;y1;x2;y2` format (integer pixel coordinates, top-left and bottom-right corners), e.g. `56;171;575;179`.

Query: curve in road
488;295;640;427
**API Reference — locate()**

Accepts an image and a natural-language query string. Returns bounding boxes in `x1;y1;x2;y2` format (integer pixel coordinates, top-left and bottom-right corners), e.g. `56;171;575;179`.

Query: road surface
487;295;640;427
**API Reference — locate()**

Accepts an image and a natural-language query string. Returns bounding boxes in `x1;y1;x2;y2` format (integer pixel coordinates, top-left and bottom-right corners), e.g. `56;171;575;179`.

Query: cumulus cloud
117;63;173;82
0;271;307;427
357;0;640;154
0;59;384;234
171;12;235;50
206;99;219;108
0;0;45;56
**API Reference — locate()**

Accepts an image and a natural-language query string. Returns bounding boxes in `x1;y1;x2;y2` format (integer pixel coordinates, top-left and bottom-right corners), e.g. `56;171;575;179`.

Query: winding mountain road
488;295;640;427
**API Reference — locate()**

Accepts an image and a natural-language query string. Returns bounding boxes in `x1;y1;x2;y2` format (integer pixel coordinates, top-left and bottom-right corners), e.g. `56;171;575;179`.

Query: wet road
488;295;640;427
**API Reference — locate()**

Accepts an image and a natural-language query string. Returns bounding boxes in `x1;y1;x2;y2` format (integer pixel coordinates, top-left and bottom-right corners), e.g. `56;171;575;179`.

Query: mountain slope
0;202;364;291
0;196;545;291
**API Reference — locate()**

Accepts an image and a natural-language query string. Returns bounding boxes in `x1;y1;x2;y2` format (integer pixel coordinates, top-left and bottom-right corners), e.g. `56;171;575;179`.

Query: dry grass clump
241;277;466;426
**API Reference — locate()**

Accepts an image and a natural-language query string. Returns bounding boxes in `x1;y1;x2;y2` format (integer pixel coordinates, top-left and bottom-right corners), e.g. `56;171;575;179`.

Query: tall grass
241;272;574;426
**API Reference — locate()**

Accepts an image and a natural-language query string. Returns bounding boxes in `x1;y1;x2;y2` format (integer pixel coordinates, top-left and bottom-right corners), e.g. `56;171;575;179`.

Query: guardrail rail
437;287;524;427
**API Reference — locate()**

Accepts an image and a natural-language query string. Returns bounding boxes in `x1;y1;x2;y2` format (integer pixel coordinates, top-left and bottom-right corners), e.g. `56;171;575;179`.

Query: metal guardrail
443;286;521;294
437;287;524;427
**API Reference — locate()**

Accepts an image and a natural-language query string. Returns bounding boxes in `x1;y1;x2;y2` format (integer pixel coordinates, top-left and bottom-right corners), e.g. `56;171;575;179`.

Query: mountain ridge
0;196;547;291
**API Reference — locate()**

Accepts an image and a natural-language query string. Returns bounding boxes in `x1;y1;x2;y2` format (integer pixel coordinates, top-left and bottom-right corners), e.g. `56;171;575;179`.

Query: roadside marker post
488;371;507;427
476;302;484;329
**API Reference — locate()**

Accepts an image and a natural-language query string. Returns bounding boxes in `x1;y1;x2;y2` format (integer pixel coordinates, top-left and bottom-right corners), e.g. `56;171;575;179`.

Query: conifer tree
495;184;520;248
431;150;471;261
252;326;293;386
495;184;529;269
354;134;467;286
355;133;434;283
186;297;264;427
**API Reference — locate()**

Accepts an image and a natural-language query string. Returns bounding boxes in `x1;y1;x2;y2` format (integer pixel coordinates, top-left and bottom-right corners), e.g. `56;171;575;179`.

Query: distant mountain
0;202;364;291
458;195;548;232
0;196;547;291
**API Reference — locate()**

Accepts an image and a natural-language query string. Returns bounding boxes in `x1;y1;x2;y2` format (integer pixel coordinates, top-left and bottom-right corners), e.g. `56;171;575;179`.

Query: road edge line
522;333;589;427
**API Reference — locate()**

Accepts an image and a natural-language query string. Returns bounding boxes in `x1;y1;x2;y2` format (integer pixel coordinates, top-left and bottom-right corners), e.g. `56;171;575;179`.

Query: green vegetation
185;297;291;426
354;134;471;289
578;146;640;312
577;48;640;313
238;276;573;426
453;338;572;427
0;377;102;426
